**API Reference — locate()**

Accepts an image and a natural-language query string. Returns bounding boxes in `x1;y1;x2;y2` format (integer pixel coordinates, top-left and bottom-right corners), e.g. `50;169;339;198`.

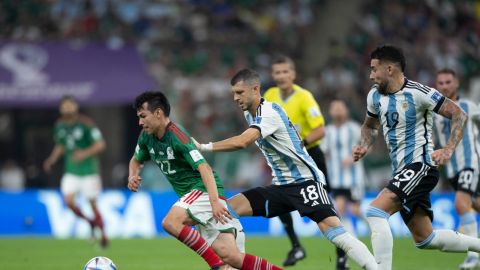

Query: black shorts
386;162;439;224
448;168;478;195
331;188;361;202
242;180;337;223
307;146;330;192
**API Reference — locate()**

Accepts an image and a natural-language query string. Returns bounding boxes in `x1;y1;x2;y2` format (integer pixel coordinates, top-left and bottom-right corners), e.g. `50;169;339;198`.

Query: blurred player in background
263;55;329;267
43;95;108;248
354;45;480;270
432;68;480;269
322;100;365;270
195;69;378;270
127;91;282;270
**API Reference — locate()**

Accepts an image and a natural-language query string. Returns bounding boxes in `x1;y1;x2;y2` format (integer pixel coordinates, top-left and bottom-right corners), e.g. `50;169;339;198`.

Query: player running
43;95;108;248
354;45;480;270
195;69;378;270
127;91;282;270
432;68;480;269
264;55;329;267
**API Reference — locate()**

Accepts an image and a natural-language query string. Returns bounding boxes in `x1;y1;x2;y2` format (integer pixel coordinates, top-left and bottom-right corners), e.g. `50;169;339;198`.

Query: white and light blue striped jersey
367;78;446;174
432;99;480;178
245;98;326;185
322;121;365;190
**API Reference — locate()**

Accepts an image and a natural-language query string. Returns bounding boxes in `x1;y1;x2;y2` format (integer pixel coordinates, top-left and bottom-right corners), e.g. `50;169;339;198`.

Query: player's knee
161;216;178;234
214;241;242;266
454;200;470;214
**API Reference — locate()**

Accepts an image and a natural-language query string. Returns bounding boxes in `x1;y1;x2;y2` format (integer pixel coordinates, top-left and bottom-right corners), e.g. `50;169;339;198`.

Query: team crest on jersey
167;147;175;159
73;127;83;139
401;101;409;111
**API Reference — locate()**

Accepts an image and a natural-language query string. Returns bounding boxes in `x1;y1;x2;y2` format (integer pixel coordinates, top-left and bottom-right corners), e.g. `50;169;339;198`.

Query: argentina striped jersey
245;99;326;185
366;78;446;173
322;121;365;189
432;99;480;178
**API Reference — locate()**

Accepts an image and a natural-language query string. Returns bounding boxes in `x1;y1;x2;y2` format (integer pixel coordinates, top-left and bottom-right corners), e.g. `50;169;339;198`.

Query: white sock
459;212;479;258
325;226;378;270
366;206;392;270
341;215;356;236
418;229;480;252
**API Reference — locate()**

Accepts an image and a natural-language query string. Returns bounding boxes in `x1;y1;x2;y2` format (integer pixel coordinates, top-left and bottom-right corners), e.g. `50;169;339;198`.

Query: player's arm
431;98;467;165
304;125;325;145
353;115;380;162
196;127;261;152
43;144;64;173
302;92;325;144
197;163;231;224
73;140;106;162
128;135;150;192
127;156;143;192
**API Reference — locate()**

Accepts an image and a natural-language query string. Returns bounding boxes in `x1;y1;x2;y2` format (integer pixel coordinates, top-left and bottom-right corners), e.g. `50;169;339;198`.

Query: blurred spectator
0;159;26;191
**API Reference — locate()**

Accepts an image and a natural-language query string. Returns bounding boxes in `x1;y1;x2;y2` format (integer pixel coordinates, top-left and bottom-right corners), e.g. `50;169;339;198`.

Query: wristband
202;142;213;152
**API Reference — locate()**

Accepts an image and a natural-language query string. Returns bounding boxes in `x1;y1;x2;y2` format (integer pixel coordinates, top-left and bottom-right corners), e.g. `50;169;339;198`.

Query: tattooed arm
431;98;467;165
353;115;380;162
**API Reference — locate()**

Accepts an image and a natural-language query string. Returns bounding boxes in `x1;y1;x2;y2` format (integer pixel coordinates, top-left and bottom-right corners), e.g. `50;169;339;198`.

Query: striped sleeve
407;81;445;112
366;88;378;118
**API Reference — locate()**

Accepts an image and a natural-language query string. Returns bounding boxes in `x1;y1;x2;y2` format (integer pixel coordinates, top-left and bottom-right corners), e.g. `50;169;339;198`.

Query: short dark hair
230;68;260;86
370;45;406;72
437;68;457;77
60;95;76;104
134;91;170;116
272;55;295;70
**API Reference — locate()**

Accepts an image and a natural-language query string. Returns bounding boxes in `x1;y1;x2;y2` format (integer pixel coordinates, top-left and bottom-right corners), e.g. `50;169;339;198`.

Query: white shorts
60;173;102;199
174;190;245;252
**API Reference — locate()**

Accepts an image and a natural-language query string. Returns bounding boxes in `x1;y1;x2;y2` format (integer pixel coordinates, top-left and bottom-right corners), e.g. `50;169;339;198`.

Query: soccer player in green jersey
127;91;282;270
43;95;108;248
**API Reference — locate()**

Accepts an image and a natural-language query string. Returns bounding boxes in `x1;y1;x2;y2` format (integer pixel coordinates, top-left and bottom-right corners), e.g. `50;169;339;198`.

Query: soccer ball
84;256;117;270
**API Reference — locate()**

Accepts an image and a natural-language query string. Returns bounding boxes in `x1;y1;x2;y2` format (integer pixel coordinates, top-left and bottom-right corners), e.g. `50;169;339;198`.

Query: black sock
279;213;301;248
336;247;346;260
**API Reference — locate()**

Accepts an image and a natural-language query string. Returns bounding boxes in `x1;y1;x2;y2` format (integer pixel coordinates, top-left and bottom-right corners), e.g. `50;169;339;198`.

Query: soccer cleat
459;255;479;270
283;246;306;267
336;256;350;270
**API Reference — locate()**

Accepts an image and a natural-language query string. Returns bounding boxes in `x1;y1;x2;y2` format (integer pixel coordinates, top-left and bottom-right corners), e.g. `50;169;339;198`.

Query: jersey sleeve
87;125;103;142
366;88;379;118
468;102;480;122
301;92;325;128
250;104;280;138
134;133;151;162
417;87;446;113
53;123;65;146
173;137;207;170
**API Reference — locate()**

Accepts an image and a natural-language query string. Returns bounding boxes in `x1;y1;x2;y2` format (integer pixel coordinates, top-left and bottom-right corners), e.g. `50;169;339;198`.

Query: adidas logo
393;182;400;188
311;201;319;206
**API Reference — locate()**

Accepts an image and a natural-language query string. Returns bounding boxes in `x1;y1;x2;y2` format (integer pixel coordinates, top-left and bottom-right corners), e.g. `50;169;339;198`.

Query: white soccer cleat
459;255;479;270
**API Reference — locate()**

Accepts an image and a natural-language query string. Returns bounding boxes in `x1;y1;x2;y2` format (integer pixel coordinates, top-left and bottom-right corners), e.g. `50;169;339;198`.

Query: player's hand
431;147;453;165
72;150;88;162
43;159;54;173
191;137;202;149
342;157;354;167
211;199;231;224
352;145;368;161
192;137;213;152
128;175;142;192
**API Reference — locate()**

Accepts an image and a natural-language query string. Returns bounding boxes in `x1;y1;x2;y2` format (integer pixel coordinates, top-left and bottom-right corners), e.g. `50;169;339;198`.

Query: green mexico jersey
134;122;225;197
54;115;103;176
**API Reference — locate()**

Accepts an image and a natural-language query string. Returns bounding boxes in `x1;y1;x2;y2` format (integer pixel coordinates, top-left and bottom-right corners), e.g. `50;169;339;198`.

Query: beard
377;81;389;95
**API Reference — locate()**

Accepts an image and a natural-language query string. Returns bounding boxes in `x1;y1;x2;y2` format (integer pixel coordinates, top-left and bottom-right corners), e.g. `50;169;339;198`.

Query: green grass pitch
0;237;466;269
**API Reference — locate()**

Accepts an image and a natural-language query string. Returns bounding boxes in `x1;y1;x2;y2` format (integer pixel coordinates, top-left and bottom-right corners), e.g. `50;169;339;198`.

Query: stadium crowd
0;0;480;191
